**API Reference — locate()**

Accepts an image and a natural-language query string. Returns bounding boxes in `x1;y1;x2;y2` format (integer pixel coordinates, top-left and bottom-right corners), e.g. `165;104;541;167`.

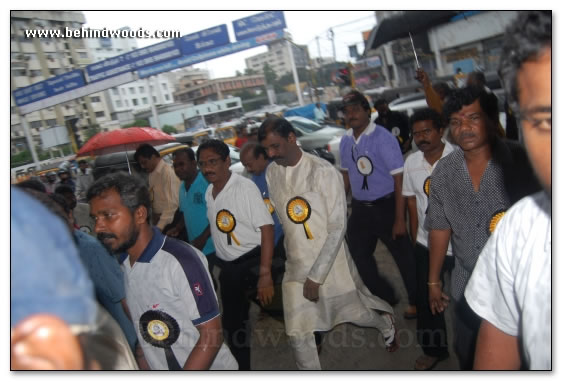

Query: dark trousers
415;243;454;358
452;296;482;370
219;243;285;371
346;197;417;305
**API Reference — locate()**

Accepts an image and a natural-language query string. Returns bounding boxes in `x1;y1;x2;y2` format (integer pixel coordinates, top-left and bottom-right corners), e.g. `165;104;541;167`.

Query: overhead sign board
85;39;181;83
13;69;86;107
181;24;230;56
138;30;284;79
18;72;135;115
232;11;286;41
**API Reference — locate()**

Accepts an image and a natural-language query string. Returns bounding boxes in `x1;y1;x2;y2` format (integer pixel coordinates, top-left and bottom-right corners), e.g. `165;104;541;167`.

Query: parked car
285;116;346;164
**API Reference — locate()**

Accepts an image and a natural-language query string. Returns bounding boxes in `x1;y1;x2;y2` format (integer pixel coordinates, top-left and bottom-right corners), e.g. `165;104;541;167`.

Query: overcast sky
82;10;376;79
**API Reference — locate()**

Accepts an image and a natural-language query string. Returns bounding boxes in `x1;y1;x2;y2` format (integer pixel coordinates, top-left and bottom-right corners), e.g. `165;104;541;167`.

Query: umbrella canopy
76;127;176;157
365;11;460;52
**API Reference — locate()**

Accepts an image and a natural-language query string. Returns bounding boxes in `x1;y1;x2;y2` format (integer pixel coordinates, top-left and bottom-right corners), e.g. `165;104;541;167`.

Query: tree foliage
123;119;150;128
162;125;178;134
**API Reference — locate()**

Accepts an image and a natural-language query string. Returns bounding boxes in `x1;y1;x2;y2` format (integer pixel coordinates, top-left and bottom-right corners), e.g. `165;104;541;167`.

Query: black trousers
346;197;417;305
218;241;286;371
415;243;454;358
452;296;482;370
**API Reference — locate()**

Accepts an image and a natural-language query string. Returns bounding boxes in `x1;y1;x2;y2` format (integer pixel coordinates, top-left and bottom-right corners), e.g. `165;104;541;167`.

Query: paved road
247;242;460;370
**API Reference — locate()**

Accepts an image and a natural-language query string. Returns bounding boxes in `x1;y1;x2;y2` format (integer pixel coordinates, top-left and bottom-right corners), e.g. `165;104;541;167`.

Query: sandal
382;314;399;352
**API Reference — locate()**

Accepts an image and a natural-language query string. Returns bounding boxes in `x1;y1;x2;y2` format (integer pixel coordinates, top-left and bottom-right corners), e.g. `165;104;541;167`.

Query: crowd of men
11;11;551;371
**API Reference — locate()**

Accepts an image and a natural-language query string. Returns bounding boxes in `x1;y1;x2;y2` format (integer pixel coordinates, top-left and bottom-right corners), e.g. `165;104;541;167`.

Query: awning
364;11;460;53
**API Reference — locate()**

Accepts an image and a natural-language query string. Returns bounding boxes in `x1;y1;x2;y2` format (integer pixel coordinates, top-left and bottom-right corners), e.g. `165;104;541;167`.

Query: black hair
18;188;72;231
467;71;486;88
55;184;75;196
133;144;160;163
410;108;444;131
241;141;268;160
373;98;388;108
16;179;46;193
443;86;501;142
499;10;551;109
433;82;452;100
257;116;296;142
341;90;371;113
196;139;229;161
86;172;151;222
173;147;196;162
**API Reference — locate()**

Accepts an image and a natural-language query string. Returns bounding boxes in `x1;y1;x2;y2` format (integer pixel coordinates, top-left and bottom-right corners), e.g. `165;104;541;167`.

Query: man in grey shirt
424;86;540;369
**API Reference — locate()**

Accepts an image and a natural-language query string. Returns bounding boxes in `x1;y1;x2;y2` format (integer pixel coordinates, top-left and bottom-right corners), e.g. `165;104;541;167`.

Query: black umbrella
365;11;460;52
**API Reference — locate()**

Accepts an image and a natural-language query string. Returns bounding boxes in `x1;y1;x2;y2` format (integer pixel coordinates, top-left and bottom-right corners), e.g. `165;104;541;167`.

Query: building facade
10;11;112;156
244;34;310;79
173;74;266;105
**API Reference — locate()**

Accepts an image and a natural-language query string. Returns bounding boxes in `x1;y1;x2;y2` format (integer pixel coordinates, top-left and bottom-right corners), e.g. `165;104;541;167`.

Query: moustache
458;132;476;140
203;172;215;178
417;141;431;146
97;232;117;242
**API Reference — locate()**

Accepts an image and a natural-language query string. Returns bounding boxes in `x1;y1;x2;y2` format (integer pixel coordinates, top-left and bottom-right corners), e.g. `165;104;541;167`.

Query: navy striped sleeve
162;238;219;326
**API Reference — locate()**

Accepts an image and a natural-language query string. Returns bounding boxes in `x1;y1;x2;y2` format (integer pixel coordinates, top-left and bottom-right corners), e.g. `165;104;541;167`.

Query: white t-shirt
402;140;455;254
206;173;274;262
465;192;551;370
120;228;238;370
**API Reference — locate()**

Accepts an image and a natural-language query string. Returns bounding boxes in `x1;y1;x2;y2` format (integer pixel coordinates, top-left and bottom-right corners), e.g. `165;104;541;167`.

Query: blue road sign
13;69;86;107
232;11;286;41
138;29;284;79
181;24;230;56
85;39;182;83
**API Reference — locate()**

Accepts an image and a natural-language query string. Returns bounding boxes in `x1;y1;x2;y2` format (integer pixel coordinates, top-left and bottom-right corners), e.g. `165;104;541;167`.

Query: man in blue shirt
168;148;218;278
240;142;286;312
339;90;417;319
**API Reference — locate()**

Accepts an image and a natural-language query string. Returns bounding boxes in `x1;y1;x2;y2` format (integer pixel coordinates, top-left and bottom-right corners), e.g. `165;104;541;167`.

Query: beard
98;225;140;255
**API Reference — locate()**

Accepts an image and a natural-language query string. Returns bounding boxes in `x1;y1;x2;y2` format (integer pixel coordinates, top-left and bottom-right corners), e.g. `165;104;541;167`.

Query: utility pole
328;28;336;62
316;36;322;65
286;39;304;106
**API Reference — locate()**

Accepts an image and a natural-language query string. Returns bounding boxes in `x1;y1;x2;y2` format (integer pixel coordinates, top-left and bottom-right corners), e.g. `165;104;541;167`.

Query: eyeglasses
197;157;223;168
518;106;551;132
449;113;482;130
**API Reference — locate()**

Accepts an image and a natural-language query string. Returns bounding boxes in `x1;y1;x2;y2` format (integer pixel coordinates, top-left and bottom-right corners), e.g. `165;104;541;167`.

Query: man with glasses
339;90;418;320
465;10;551;370
197;139;276;370
424;86;540;369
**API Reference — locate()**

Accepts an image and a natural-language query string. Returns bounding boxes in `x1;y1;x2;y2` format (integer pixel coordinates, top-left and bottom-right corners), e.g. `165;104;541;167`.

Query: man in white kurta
259;116;396;370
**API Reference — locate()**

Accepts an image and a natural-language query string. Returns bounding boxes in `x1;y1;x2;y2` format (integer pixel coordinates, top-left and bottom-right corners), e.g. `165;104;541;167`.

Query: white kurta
266;151;394;343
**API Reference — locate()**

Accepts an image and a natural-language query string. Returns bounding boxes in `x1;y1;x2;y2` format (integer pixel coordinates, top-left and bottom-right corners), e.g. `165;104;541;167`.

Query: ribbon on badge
139;310;181;370
488;209;507;235
356;155;374;190
216;209;240;245
287;197;313;240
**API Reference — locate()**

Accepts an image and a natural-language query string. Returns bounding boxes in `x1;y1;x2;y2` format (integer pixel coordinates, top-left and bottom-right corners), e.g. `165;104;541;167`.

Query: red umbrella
76;127;176;174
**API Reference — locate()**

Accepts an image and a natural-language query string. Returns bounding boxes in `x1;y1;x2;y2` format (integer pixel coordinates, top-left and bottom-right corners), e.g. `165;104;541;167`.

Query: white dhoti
267;152;394;370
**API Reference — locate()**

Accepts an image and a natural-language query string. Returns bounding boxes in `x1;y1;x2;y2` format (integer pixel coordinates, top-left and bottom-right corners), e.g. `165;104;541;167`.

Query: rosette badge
286;196;314;240
423;176;431;197
216;209;240;245
139;310;181;370
264;198;275;214
488;209;507;234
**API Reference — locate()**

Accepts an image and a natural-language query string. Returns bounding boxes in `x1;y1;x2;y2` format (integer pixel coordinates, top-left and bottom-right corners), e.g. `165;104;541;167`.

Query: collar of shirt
213;171;236;200
152;158;166;175
345;121;376;145
118;227;165;265
422;139;455;170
